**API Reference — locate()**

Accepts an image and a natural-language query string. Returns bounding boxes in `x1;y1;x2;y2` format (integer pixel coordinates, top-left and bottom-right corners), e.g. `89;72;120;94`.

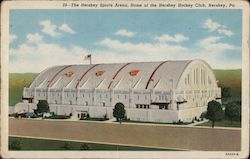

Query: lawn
9;136;174;151
196;119;241;128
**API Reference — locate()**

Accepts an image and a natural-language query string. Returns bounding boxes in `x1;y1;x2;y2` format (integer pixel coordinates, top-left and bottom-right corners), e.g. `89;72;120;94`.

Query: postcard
1;0;249;158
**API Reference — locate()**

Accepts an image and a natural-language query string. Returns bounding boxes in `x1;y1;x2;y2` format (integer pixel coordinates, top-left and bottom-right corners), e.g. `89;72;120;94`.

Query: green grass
80;117;109;121
9;136;175;151
9;73;37;106
196;119;241;128
213;69;241;100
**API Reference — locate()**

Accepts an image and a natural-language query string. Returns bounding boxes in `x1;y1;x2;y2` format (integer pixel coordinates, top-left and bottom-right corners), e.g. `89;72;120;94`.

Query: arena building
15;59;221;122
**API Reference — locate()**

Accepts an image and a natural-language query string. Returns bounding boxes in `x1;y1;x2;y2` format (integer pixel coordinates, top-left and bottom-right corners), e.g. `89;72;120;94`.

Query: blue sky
9;9;242;73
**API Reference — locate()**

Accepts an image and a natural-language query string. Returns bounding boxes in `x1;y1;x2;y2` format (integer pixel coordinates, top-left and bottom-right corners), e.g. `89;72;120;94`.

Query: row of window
159;105;169;110
184;68;212;86
136;104;150;109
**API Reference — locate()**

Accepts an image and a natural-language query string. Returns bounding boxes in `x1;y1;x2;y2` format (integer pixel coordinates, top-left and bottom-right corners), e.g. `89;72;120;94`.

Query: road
9;118;241;151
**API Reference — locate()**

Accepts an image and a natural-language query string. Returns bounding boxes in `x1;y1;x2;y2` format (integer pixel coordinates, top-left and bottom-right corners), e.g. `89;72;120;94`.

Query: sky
9;9;242;73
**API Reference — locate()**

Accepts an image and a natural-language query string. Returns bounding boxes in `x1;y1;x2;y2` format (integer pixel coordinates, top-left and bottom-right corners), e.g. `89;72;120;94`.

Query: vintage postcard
1;0;249;158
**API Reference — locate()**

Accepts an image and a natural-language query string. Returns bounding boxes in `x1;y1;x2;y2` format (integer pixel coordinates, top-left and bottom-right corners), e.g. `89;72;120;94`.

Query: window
165;105;168;109
106;94;108;98
140;105;142;108
82;94;84;97
86;101;88;106
117;94;119;99
125;95;127;99
136;105;139;108
144;105;147;109
103;102;105;107
137;95;139;100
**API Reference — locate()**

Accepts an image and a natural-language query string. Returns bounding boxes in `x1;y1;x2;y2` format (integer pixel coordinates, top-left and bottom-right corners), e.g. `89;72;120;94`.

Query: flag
84;54;91;60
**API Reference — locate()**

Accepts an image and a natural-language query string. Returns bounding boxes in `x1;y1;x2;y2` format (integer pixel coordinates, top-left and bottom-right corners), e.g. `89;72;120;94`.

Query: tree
221;87;231;104
225;101;241;124
35;100;50;114
113;103;126;124
205;100;224;128
9;140;21;150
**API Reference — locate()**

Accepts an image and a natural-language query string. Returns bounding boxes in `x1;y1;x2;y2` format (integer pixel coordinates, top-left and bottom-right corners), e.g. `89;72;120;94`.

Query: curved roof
30;60;210;90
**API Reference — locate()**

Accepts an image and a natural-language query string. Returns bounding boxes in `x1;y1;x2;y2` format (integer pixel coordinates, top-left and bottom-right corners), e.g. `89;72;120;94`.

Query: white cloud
217;28;234;37
202;19;234;37
99;38;188;56
9;33;241;73
26;33;43;43
154;34;189;43
10;42;89;73
40;20;61;37
115;29;135;37
59;24;76;34
198;36;235;52
10;34;17;43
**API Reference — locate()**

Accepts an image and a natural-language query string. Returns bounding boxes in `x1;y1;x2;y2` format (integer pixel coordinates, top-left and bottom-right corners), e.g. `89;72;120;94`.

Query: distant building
15;59;221;122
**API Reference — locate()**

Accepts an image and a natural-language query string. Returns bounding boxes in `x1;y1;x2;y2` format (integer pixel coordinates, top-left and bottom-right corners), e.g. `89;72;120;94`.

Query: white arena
15;59;221;122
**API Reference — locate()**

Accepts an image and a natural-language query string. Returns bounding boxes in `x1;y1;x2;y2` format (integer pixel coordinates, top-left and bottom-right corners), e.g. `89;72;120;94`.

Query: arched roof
29;59;214;90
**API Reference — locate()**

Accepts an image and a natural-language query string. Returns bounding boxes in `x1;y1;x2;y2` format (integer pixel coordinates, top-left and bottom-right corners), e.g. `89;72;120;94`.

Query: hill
9;73;37;106
213;69;241;100
9;69;241;106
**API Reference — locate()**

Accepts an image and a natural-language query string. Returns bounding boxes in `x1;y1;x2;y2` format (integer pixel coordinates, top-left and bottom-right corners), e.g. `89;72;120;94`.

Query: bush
46;115;70;119
80;143;90;150
61;143;71;150
9;140;21;150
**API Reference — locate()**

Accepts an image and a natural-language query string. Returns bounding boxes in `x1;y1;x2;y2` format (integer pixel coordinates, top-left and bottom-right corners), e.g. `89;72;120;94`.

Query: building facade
15;59;221;122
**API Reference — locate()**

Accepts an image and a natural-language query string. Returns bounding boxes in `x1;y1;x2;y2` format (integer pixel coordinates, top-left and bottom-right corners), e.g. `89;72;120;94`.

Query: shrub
9;140;21;150
80;143;90;150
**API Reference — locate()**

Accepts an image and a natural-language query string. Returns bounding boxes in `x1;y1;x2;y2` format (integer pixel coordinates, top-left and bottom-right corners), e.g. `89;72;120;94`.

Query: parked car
16;113;26;118
25;112;37;118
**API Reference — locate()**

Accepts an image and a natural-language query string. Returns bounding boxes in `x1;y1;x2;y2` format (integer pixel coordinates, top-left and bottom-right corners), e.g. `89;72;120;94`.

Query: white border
1;0;249;158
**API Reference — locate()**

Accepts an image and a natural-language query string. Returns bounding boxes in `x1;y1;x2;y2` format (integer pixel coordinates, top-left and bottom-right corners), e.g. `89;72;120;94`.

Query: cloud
198;36;235;52
202;19;234;37
10;42;89;73
217;28;234;37
99;38;188;56
154;34;189;43
40;20;61;37
10;34;17;43
115;29;135;37
26;33;43;43
59;24;76;34
9;33;241;73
